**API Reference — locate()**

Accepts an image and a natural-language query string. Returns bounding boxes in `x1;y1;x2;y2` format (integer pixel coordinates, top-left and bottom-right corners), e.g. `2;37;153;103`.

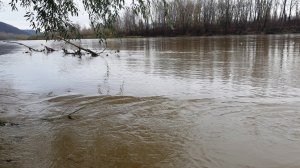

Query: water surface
1;35;300;168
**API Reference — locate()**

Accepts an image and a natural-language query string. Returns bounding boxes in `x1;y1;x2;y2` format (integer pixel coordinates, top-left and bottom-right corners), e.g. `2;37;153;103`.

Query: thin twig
97;40;107;54
1;40;44;52
67;106;86;119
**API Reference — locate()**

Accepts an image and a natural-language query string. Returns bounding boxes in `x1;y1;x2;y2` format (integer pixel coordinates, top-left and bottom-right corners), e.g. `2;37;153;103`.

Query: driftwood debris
62;48;72;55
2;38;106;57
42;44;56;53
57;36;98;57
62;48;82;56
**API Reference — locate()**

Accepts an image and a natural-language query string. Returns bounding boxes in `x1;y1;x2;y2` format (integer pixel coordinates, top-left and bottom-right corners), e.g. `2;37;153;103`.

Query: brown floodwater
1;35;300;168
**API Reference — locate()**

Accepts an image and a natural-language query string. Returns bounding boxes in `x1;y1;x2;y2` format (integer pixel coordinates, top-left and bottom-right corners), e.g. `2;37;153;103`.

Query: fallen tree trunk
57;36;98;57
2;38;105;57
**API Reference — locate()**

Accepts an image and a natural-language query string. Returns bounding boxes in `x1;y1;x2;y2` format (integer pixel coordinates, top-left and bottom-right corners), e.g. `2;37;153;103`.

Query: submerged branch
57;36;98;57
99;45;107;54
67;106;86;119
2;38;106;58
62;48;82;56
1;40;44;52
42;45;56;53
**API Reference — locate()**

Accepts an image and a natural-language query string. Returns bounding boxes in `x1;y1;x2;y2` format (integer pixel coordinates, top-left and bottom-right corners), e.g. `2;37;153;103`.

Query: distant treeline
113;0;300;36
26;0;300;40
0;32;29;40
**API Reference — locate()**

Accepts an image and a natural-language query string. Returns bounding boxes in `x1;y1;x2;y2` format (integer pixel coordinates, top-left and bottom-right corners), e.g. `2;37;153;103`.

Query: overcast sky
0;0;90;29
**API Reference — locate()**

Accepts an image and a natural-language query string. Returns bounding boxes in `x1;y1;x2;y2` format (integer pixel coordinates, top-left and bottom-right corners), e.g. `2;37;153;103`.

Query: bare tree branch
1;40;44;52
57;36;98;57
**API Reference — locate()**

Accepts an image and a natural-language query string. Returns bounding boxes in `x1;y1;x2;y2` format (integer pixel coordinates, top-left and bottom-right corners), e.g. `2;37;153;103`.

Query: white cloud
0;0;90;29
0;0;133;30
0;0;30;29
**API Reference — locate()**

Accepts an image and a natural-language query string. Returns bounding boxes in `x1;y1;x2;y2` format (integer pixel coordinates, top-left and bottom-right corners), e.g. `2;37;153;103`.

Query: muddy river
1;35;300;168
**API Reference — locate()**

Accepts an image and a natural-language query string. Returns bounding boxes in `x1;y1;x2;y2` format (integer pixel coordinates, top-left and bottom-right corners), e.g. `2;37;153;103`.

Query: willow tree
5;0;151;41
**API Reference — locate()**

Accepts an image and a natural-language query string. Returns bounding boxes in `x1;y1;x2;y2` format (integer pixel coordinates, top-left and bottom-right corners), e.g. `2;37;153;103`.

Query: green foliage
10;0;80;39
6;0;153;41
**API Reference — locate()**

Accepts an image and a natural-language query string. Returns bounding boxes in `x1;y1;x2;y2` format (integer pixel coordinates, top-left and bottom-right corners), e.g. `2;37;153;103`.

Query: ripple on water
2;35;300;168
